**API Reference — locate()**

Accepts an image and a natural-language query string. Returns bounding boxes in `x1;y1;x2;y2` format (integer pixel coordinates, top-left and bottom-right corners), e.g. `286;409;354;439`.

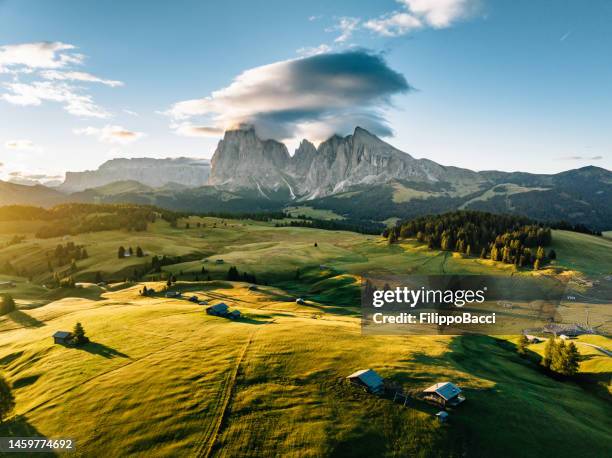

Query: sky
0;0;611;184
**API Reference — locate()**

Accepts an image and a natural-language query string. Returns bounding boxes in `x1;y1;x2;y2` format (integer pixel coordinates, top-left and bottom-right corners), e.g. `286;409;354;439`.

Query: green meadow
0;216;610;457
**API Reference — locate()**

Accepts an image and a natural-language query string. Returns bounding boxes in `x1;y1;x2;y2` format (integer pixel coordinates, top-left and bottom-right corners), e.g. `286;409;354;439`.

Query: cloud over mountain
73;125;145;144
166;50;410;142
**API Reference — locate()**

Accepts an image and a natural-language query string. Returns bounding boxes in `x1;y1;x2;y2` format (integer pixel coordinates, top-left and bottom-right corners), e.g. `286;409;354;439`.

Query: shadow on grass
235;316;272;325
8;310;44;328
70;341;130;359
0;415;57;457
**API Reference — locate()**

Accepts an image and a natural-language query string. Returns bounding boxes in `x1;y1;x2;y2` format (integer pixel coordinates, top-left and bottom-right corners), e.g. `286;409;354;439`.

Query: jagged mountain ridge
60;157;211;192
209;126;486;199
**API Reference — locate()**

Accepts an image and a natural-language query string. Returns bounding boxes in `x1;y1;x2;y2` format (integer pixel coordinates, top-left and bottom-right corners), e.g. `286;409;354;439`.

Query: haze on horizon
0;0;611;185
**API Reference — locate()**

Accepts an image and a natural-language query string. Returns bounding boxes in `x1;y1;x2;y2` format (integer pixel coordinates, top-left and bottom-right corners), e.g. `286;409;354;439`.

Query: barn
423;382;465;407
53;331;73;345
346;369;384;394
206;303;230;316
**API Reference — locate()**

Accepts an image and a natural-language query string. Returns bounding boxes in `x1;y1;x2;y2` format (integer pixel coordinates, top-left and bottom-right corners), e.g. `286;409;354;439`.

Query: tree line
386;211;555;269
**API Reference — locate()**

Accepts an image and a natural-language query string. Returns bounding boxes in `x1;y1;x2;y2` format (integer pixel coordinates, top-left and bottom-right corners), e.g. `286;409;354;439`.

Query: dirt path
576;342;612;357
196;327;259;458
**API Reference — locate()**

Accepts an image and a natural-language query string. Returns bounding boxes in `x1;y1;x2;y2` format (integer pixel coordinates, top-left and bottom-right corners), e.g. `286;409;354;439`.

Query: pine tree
118;246;126;258
136;246;144;257
543;336;556;369
551;339;566;373
548;249;556;260
517;334;529;355
0;375;15;423
533;259;541;270
128;247;133;256
466;244;471;257
562;342;580;376
73;322;88;346
480;248;487;259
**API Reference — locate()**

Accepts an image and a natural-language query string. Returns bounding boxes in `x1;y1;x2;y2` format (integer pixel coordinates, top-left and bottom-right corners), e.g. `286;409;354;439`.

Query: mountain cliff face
208;128;292;197
209;126;487;199
60;157;210;192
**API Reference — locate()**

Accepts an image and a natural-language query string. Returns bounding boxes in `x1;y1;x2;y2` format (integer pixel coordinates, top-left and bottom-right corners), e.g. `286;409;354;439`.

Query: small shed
207;303;230;316
423;382;465;407
228;310;241;319
347;369;384;394
165;291;181;298
248;285;258;291
215;259;224;264
53;331;73;345
559;334;570;340
188;295;199;303
436;411;449;423
296;298;306;305
198;300;209;306
525;334;543;344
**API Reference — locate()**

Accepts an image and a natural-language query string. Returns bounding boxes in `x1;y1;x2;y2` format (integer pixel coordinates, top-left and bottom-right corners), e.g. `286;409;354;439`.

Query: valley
0;211;610;457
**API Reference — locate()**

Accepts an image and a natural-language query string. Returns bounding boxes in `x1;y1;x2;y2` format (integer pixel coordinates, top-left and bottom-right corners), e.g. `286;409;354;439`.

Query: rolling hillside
0;212;610;457
0;283;610;457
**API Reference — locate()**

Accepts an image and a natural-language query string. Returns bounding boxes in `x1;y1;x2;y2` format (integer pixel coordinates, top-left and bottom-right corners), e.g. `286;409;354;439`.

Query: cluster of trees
49;242;88;269
0;204;180;239
3;235;25;248
386;211;555;269
226;266;257;283
197;211;285;222
0;294;16;316
542;337;580;376
275;218;382;235
51;273;76;288
151;255;182;272
549;221;602;236
118;246;144;259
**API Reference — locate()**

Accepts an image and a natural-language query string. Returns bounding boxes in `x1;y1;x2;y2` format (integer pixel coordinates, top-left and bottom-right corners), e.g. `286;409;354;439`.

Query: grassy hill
0;212;610;456
0;282;610;457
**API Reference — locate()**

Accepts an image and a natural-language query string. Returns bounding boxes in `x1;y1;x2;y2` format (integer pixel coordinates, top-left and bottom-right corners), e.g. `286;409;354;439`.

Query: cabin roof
210;303;229;312
347;369;384;388
53;331;72;339
424;382;462;400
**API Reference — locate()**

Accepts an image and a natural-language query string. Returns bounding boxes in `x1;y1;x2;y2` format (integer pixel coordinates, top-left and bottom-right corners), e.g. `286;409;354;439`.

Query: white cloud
402;0;471;28
0;42;83;72
1;81;110;118
365;13;422;37
0;41;122;118
164;50;410;142
171;122;225;138
330;17;361;43
4;139;41;152
296;44;332;57
365;0;476;37
40;70;123;87
73;125;145;144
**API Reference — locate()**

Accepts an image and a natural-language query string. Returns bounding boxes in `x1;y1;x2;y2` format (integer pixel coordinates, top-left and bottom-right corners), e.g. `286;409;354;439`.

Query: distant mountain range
60;157;210;192
1;127;610;230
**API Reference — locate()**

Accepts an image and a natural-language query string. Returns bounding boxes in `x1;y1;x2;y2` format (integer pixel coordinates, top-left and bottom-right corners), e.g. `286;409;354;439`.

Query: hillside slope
0;283;610;457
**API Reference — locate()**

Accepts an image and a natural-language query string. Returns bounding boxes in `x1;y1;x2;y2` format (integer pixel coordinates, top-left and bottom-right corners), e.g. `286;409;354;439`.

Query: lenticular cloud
166;50;412;142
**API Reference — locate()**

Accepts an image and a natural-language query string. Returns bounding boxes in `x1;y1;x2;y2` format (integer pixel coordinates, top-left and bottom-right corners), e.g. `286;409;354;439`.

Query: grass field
0;282;610;457
0;217;610;457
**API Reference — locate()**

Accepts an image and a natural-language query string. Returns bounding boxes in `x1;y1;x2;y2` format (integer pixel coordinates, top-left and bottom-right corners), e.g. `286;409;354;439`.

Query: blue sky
0;0;611;184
